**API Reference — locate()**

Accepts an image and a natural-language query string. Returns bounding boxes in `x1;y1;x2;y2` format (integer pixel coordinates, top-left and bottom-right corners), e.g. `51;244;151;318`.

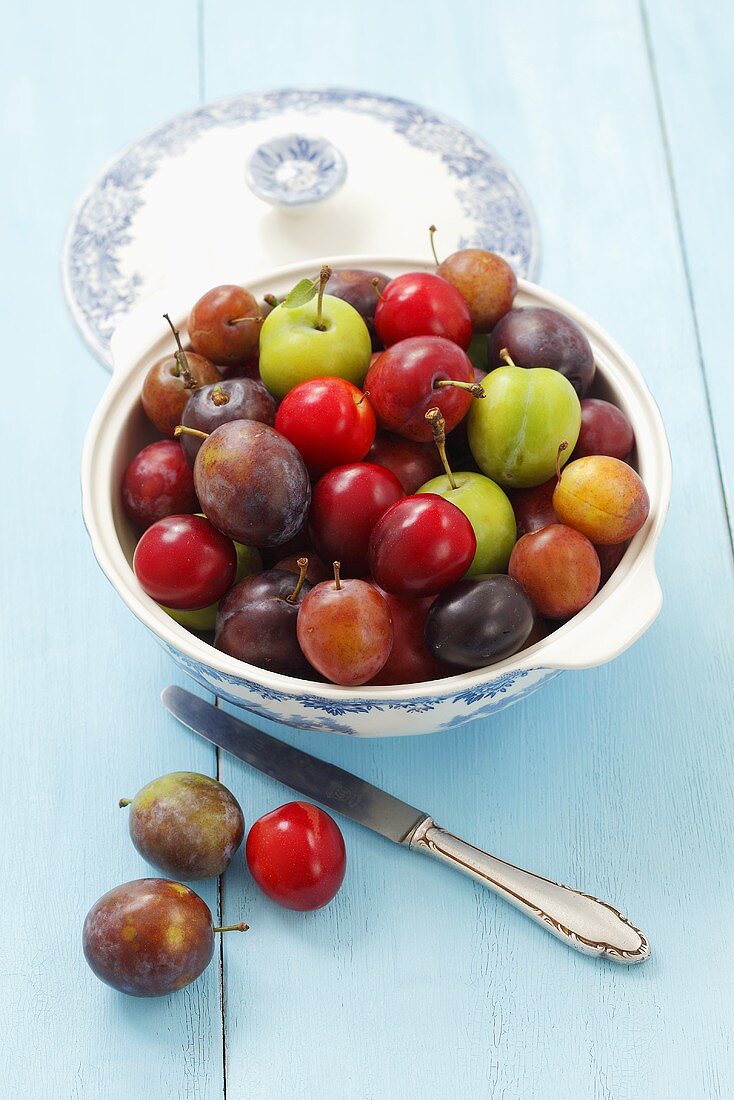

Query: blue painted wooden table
2;1;733;1096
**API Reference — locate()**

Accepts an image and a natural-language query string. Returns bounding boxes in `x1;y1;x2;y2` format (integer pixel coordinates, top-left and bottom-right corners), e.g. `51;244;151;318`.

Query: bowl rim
82;254;672;701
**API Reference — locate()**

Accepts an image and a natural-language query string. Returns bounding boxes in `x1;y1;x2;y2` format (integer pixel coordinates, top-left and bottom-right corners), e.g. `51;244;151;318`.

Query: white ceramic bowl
82;257;671;736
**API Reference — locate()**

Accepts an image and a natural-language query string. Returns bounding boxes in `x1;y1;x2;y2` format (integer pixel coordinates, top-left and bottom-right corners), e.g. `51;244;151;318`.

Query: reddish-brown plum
364;336;478;442
82;879;244;996
508;478;558;537
180;378;276;464
193;420;310;547
596;540;630;584
437;248;517;332
122;440;198;528
367;588;450;685
424;575;535;669
215;565;313;677
309;463;404;575
374;272;472;349
274;377;376;476
326;268;390;350
142;319;220;437
509;523;601;619
246;802;346;911
488;307;595;397
188;284;263;367
368;494;476;597
297;568;393;685
575;398;634;461
120;772;245;880
133;514;236;609
366;431;443;493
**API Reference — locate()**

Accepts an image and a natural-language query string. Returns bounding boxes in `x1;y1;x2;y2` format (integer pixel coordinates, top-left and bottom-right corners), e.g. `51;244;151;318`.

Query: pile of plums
122;236;650;687
83;770;346;996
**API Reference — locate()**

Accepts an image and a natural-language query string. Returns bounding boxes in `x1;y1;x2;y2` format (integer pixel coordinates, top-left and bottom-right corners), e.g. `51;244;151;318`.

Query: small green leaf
283;277;319;309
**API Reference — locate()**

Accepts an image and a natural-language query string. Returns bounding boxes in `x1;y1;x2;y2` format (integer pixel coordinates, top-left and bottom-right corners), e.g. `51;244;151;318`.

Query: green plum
468;365;581;488
259;268;372;399
163;531;261;631
120;771;245;880
417;471;516;576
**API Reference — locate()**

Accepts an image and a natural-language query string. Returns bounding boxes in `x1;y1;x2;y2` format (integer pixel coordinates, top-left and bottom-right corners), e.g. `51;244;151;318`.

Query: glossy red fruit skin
122;440;198;528
367;588;450;685
508;523;601;619
82;879;214;996
246;802;346;911
508;479;558;538
274;377;377;476
375;272;473;349
188;284;262;367
369;494;477;597
364;336;476;442
296;577;393;685
575;398;635;461
309;463;404;575
366;431;443;493
133;514;237;609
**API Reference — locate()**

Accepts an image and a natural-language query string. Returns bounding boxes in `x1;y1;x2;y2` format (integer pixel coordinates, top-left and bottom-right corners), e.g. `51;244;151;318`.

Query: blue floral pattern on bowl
161;640;558;737
246;133;347;206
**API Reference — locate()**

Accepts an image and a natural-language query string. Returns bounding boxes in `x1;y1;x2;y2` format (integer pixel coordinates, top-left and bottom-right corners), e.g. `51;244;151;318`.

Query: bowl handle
519;554;663;671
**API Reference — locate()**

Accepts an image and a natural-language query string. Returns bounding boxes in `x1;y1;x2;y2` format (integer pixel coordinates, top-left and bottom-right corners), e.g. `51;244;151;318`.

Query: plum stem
315;265;332;330
499;347;517;368
118;798;132;808
428;224;441;267
287;557;309;603
333;561;342;590
371;276;387;302
163;313;196;389
435;378;485;399
228;315;264;327
555;440;569;482
425;407;457;490
210;385;230;407
174;425;210;441
213;923;249;934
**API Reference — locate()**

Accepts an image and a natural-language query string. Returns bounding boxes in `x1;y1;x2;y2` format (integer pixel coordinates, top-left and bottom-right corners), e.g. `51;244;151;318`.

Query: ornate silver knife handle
409;819;649;964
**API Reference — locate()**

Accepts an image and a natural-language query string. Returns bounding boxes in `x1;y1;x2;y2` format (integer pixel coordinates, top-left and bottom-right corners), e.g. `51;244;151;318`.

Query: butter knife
163;686;649;964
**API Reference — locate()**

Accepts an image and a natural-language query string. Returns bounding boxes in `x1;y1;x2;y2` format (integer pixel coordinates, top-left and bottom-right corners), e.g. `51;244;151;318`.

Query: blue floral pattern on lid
245;133;347;206
62;87;540;366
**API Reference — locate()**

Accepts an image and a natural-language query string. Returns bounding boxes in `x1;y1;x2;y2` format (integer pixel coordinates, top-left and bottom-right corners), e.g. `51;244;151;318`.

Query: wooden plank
201;1;734;1098
0;3;226;1098
642;0;734;540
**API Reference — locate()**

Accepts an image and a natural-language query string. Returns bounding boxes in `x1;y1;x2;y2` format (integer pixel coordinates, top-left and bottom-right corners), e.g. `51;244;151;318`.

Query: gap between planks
639;0;734;555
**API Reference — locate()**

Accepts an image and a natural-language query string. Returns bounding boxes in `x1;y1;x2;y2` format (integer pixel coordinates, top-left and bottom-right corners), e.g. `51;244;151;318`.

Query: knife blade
162;685;650;963
161;685;427;844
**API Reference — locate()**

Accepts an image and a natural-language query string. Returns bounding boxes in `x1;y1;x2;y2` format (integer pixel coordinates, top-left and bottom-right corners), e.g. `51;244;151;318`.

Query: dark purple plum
325;268;391;350
119;772;245;880
216;564;313;676
180;378;276;465
192;420;311;547
82;879;246;997
424;574;535;669
487;307;595;397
